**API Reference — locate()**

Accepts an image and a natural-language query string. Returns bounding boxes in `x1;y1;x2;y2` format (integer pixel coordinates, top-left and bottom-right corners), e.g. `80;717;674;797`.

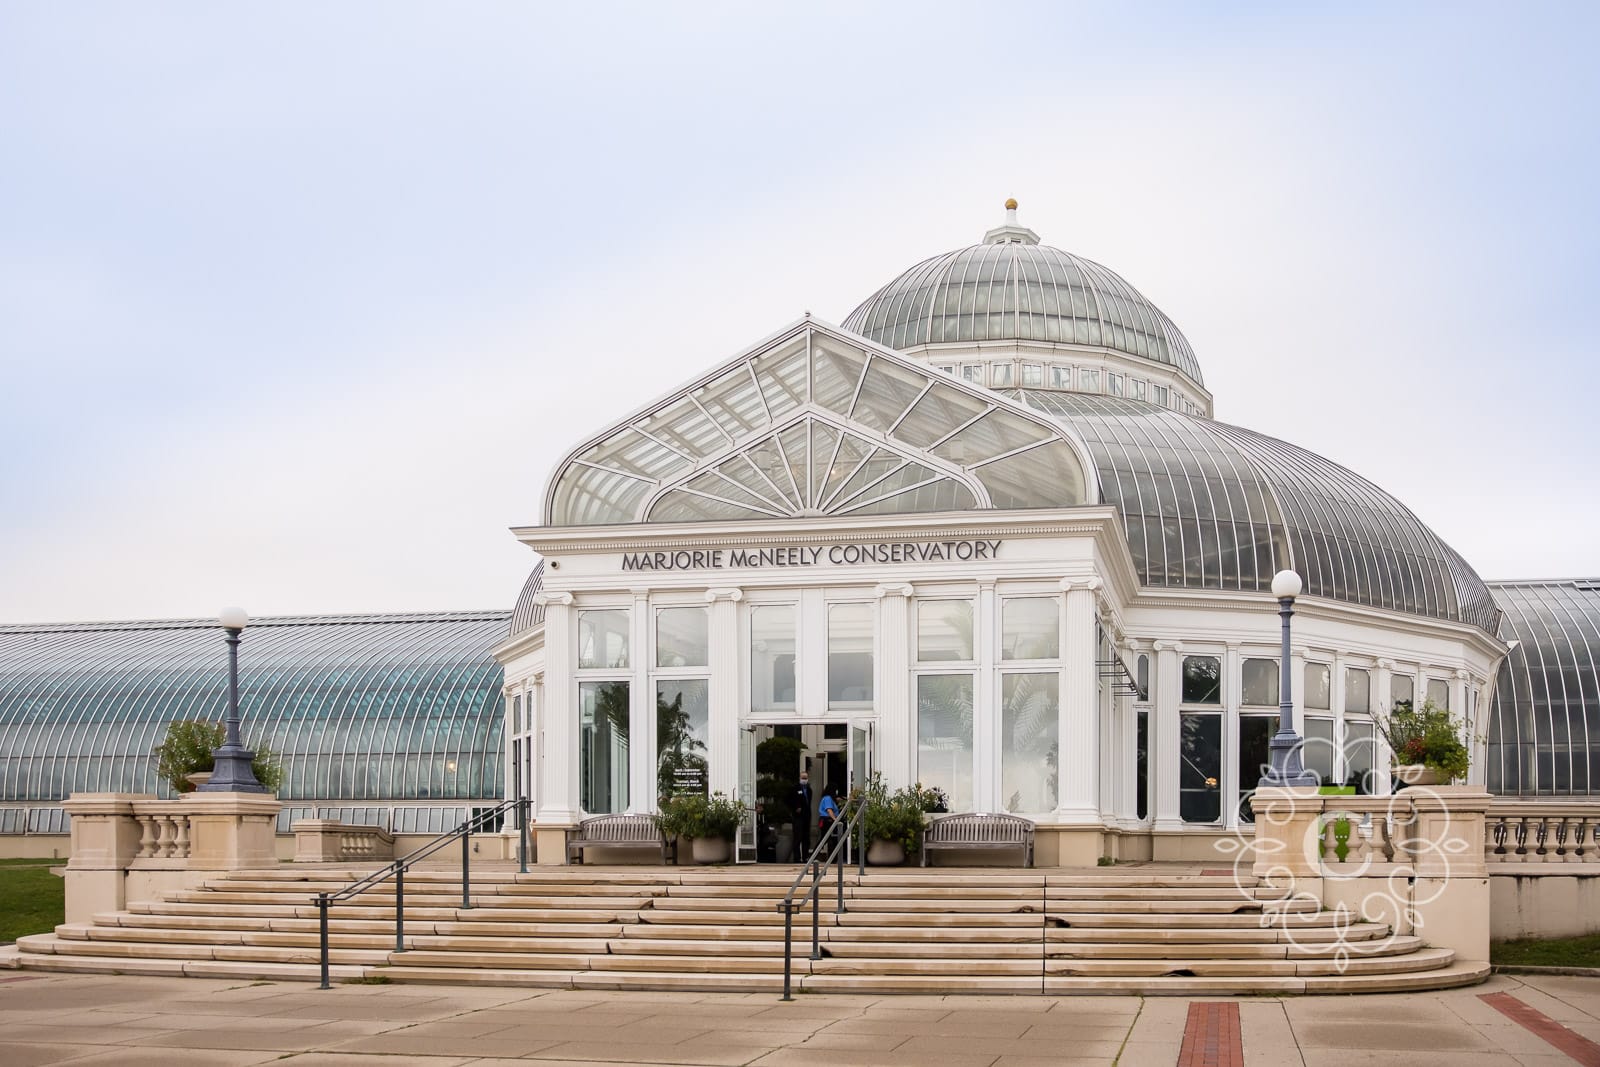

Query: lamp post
198;606;269;793
1258;570;1319;789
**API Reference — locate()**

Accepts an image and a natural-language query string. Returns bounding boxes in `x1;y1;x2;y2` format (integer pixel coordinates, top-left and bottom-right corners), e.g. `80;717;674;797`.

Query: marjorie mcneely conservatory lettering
620;539;1004;572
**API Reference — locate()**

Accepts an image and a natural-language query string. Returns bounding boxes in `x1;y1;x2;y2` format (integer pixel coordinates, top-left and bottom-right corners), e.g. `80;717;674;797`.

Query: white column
875;583;913;788
533;592;577;824
1058;578;1099;823
628;591;652;812
974;580;997;811
1120;643;1141;824
1153;640;1183;830
502;686;516;805
706;588;743;799
1332;652;1347;786
1376;659;1395;794
1223;642;1241;829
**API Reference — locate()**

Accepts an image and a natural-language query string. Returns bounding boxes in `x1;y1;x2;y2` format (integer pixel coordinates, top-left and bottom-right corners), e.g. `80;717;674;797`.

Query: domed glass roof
1007;390;1501;634
843;211;1202;385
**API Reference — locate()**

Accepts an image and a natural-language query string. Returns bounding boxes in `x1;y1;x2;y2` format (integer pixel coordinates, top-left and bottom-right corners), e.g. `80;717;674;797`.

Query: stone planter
184;772;213;791
692;835;731;864
867;839;906;866
1394;764;1445;786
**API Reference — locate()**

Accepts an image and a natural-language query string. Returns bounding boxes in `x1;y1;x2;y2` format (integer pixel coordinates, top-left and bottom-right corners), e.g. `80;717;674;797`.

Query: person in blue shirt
817;782;841;843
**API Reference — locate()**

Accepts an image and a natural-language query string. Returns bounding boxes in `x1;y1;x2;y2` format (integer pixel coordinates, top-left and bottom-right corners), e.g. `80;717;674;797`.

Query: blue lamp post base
196;617;269;794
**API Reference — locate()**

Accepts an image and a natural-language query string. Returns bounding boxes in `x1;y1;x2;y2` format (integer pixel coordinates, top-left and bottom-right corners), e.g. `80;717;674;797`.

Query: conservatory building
494;204;1510;864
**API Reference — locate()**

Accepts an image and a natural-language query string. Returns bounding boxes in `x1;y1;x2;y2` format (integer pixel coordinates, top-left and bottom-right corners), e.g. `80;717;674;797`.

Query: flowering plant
1376;699;1472;782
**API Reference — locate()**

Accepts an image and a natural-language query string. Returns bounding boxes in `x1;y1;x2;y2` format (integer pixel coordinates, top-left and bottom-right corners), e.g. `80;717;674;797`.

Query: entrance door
849;722;873;792
737;726;759;862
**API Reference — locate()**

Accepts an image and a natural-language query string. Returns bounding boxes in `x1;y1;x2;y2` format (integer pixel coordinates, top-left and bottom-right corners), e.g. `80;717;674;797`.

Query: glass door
849;721;872;791
737;726;758;862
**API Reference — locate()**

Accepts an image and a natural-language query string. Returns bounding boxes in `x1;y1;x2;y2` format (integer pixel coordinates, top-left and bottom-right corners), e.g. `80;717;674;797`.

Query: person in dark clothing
792;771;814;860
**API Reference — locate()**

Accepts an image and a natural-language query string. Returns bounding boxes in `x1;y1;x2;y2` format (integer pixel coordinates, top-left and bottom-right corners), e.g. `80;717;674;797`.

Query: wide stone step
1047;911;1346;929
1046;923;1391;944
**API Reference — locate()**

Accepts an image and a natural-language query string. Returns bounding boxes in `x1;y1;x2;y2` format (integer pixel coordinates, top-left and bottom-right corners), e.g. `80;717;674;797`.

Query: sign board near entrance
621;539;1003;572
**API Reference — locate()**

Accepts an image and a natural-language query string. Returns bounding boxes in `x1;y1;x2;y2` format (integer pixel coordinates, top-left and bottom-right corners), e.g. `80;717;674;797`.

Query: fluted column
533;592;577;825
629;590;652;812
1153;640;1183;830
502;685;517;805
1376;659;1395;795
1058;578;1100;823
875;583;913;787
706;588;743;799
974;580;997;810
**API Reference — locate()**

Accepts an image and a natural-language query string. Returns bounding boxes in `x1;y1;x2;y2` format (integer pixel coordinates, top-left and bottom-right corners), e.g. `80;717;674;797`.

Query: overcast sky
2;3;1596;624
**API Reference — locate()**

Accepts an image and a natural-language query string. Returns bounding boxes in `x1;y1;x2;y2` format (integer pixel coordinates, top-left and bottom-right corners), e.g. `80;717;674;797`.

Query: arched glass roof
1007;391;1500;633
508;562;546;639
1487;580;1600;796
545;320;1092;526
0;611;508;803
843;240;1203;386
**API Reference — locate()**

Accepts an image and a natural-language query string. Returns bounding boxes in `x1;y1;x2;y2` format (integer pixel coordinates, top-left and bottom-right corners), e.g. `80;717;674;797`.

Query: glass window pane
1079;369;1100;392
1051;366;1072;389
1001;672;1058;813
1180;712;1221;822
828;602;874;707
1306;663;1332;710
579;681;629;814
917;600;974;662
916;674;973;812
1392;674;1415;713
1303;716;1336;785
1136;710;1150;820
1237;715;1274;821
1021;364;1043;387
751;605;796;713
579;609;629;669
1426;678;1450;710
1344;720;1376;794
1107;373;1124;397
1345;668;1371;714
990;364;1014;387
656;607;708;668
1182;656;1221;704
1242;658;1279;706
657;679;709;799
1001;597;1059;660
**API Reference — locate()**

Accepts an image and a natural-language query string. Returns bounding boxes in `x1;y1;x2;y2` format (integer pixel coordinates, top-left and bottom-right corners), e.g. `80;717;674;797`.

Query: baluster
1513;816;1529;859
154;815;175;859
1349;813;1373;864
1533;815;1551;860
172;816;190;859
1577;816;1593;862
1321;816;1340;863
1488;816;1508;862
136;815;157;859
1553;817;1571;862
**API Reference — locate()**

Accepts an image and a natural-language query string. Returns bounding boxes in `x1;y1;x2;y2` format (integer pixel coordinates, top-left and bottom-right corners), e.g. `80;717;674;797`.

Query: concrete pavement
1;971;1598;1066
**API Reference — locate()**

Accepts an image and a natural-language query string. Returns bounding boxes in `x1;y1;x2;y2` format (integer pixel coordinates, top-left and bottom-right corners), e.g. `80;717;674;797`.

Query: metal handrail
775;793;867;1001
314;796;530;988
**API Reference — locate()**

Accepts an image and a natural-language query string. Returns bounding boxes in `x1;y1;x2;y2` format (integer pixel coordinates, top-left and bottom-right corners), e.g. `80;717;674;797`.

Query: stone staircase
11;863;1489;994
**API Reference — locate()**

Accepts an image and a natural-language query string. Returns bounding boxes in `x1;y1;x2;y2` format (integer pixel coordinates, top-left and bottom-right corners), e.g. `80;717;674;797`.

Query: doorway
738;720;872;863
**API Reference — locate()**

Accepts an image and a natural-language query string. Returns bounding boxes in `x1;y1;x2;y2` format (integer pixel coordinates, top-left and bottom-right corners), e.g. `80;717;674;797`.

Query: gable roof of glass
544;319;1094;526
843;239;1203;387
1487;579;1600;796
0;611;509;803
1005;390;1501;633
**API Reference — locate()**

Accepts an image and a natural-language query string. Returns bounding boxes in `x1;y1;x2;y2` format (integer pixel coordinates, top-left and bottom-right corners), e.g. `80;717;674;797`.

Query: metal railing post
461;825;471;909
781;904;794;1001
518;798;529;874
317;895;331;989
394;864;405;952
810;875;822;960
835;822;846;914
857;803;866;876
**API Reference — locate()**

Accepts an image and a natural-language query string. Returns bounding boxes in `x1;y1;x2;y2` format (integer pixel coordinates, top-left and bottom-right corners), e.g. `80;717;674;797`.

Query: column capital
704;587;744;603
1059;575;1102;592
1152;640;1183;653
1454;668;1470;681
629;587;652;599
1225;640;1241;652
1377;658;1396;670
875;582;914;599
532;591;574;608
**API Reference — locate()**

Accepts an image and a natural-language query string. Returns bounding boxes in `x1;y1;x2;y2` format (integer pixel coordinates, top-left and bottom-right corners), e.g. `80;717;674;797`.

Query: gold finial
1005;198;1018;210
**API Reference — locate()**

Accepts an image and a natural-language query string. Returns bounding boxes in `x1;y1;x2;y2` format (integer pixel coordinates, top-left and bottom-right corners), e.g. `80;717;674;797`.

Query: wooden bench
921;813;1035;867
566;813;674;864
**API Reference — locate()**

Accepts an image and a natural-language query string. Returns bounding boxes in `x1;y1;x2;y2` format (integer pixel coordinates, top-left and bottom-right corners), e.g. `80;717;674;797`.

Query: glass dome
843;211;1203;387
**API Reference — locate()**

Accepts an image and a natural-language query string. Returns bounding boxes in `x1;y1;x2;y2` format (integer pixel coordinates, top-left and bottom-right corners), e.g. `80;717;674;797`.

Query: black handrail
775;793;867;1001
315;796;530;988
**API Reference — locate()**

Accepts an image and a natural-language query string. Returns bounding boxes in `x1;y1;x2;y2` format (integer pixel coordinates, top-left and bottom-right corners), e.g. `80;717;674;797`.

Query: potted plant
153;719;284;795
660;792;746;864
860;774;926;866
1376;699;1472;787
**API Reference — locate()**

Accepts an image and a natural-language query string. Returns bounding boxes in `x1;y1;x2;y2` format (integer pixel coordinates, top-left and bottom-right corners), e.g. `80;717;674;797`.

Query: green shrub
153;720;284;794
1375;699;1472;782
657;791;746;840
860;773;926;853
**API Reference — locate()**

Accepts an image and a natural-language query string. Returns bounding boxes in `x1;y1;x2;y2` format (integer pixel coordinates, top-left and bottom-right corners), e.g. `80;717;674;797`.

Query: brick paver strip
1480;991;1600;1066
1176;1001;1242;1067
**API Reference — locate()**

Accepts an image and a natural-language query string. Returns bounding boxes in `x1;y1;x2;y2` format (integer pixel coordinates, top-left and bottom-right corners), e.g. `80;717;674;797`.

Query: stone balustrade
292;818;394;862
132;803;192;862
1486;801;1598;864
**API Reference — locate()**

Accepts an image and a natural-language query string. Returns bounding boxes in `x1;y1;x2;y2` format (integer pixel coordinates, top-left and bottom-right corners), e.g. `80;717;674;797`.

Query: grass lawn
1492;934;1600;969
0;859;66;942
